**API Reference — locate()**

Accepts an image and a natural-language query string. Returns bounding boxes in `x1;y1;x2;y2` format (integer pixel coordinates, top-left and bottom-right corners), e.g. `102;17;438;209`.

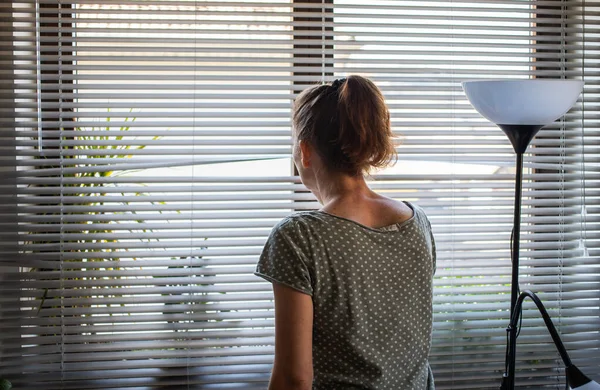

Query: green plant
0;379;12;390
27;110;160;317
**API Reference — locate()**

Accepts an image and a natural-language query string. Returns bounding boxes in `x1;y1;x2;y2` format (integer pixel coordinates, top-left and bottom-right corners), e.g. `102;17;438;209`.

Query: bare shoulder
375;196;414;225
321;193;414;229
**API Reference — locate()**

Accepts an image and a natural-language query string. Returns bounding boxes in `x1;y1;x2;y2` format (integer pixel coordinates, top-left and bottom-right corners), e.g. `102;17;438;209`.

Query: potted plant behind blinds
27;111;161;341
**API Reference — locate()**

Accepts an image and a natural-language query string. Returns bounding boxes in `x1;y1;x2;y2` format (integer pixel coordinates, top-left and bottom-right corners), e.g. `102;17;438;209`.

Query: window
1;1;598;388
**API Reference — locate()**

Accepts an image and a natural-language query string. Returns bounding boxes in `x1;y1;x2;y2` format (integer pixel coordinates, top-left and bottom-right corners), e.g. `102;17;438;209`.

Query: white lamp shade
571;381;600;390
462;79;584;126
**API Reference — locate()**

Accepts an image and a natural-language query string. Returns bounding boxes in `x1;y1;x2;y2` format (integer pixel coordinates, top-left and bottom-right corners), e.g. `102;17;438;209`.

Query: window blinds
1;0;598;389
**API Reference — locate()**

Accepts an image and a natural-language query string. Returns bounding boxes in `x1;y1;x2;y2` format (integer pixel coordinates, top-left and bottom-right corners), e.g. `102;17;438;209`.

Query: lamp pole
504;152;524;390
498;124;543;390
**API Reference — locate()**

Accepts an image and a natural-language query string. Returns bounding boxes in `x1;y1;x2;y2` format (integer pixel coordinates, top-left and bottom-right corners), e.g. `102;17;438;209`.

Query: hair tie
331;77;347;90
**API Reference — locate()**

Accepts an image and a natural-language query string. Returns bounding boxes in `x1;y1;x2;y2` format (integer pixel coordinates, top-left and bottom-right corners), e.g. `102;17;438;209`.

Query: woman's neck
313;172;374;210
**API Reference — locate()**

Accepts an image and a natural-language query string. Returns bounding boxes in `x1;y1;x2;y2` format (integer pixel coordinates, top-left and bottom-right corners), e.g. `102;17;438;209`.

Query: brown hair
292;75;397;176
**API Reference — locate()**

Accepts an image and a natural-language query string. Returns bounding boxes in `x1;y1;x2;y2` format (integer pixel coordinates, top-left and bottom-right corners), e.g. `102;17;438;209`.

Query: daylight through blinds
0;1;599;389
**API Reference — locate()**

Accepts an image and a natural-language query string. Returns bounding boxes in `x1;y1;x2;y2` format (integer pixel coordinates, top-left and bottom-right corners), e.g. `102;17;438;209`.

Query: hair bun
331;78;347;90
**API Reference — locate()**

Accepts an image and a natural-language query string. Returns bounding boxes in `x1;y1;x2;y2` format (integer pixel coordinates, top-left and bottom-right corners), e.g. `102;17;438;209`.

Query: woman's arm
268;282;314;390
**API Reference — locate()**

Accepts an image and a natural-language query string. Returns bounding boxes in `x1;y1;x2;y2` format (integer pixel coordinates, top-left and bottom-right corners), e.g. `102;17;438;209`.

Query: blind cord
58;0;65;387
558;2;567;387
35;0;43;155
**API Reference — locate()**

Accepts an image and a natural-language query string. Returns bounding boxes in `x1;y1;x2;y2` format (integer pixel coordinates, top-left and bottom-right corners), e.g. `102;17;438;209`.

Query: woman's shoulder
270;211;328;236
276;210;324;225
272;202;432;236
407;202;432;224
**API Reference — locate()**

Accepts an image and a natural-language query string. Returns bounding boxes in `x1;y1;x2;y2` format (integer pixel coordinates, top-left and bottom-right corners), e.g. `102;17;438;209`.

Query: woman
255;75;436;390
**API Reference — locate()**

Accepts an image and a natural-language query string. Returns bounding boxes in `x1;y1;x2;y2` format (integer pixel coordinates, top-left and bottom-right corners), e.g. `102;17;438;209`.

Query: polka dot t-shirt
255;201;436;390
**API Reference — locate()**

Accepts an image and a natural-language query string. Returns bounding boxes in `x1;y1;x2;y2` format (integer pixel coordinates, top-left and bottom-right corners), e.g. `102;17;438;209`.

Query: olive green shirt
256;202;436;390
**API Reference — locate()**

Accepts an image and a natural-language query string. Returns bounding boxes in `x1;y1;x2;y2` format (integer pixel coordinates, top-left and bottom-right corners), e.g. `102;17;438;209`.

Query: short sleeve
255;219;313;296
427;216;437;276
415;204;437;276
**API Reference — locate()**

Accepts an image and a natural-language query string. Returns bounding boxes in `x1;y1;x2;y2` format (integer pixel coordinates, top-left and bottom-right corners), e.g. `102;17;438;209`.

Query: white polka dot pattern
255;202;436;390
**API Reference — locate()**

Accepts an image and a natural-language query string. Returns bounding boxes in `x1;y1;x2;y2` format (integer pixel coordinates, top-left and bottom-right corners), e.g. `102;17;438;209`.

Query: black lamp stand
498;125;596;390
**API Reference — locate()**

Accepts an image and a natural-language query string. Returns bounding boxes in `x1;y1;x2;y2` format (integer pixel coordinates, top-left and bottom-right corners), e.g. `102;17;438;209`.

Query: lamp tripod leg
506;290;597;389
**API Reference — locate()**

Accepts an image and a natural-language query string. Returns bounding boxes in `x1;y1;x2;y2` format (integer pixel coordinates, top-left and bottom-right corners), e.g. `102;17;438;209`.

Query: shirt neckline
313;201;416;233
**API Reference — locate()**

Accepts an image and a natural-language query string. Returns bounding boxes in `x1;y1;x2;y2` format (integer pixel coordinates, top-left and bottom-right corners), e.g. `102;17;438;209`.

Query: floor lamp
461;80;597;390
